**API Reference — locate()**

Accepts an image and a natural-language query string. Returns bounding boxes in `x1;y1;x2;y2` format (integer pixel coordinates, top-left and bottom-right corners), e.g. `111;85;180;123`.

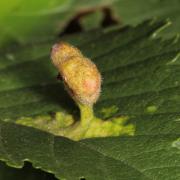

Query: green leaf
0;121;150;180
0;0;115;45
112;0;180;37
0;19;180;179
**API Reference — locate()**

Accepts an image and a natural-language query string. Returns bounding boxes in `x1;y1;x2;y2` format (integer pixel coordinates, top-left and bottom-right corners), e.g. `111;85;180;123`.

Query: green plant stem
78;103;94;128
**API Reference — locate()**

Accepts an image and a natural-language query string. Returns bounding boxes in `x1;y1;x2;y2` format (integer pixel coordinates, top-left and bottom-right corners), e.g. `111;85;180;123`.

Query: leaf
82;135;180;180
112;0;180;37
0;0;115;45
0;19;180;179
0;121;150;180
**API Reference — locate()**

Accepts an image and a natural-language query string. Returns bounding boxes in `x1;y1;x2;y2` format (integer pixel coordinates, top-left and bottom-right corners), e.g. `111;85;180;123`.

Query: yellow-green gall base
16;105;135;141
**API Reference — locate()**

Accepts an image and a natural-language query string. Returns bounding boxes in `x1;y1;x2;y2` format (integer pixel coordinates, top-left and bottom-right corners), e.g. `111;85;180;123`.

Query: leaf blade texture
0;19;180;179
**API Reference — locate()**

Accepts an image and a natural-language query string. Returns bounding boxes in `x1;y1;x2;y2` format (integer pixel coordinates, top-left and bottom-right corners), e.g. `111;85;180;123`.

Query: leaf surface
113;0;180;37
0;20;180;179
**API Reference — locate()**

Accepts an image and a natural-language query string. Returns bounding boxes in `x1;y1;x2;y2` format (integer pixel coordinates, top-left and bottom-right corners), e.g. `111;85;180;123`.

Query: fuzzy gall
51;42;101;106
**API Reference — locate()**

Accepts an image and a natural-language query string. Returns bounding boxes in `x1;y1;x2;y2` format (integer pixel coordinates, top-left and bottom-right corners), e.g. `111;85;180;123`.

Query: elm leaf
0;19;180;179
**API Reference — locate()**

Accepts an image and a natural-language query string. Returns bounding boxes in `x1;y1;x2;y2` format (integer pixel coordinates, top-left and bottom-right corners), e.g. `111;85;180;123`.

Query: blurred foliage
112;0;180;37
0;0;115;45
